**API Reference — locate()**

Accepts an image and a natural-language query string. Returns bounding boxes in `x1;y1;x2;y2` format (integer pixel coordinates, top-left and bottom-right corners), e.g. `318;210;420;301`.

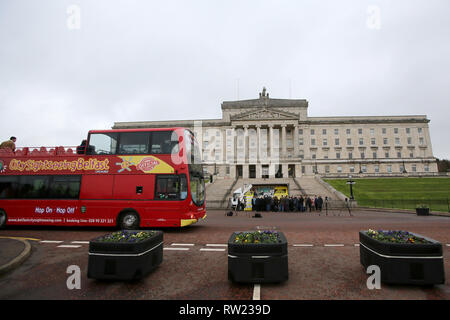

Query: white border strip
71;241;90;244
89;242;163;257
40;240;63;244
324;244;345;247
171;243;194;246
293;244;314;247
206;244;227;247
58;245;81;248
164;247;190;251
359;242;443;259
253;284;261;300
200;248;226;252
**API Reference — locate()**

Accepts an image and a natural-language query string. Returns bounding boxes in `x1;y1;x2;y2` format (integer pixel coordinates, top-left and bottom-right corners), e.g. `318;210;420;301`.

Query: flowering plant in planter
233;230;282;244
367;229;431;244
96;230;157;243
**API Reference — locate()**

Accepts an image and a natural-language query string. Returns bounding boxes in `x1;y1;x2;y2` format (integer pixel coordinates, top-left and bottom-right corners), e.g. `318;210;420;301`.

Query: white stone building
113;88;438;179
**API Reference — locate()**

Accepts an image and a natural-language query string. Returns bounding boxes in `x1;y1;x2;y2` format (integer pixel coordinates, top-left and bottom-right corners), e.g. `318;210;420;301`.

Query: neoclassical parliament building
113;88;438;179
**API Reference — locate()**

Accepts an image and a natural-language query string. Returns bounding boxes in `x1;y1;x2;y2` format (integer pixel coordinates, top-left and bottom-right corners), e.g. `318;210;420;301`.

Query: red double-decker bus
0;128;206;229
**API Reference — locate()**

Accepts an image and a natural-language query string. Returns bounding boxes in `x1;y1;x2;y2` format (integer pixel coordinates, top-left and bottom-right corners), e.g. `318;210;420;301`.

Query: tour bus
0;128;206;229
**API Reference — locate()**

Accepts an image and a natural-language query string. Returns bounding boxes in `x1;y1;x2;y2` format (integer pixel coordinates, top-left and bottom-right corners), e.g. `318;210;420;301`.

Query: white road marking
253;284;261;300
354;244;360;247
71;241;90;244
171;243;195;246
57;245;81;248
324;244;345;247
40;240;63;244
164;247;190;251
200;248;226;252
206;244;227;247
293;244;314;247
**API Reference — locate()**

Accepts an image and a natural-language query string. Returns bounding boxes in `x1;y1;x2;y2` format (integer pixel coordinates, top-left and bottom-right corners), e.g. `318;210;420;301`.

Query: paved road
0;209;449;300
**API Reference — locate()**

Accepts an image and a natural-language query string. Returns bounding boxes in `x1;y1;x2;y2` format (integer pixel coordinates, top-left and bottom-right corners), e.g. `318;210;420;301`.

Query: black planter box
359;230;445;285
228;231;288;284
88;230;163;281
416;208;430;216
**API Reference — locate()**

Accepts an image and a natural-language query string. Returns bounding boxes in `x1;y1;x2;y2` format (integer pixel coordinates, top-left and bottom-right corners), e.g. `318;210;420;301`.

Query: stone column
243;125;249;164
268;124;274;161
256;124;261;164
294;124;299;159
281;124;287;160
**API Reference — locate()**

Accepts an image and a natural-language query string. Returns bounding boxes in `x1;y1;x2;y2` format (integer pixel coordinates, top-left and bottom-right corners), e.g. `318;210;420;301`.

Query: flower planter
228;230;288;284
359;230;445;285
416;208;430;216
87;230;163;281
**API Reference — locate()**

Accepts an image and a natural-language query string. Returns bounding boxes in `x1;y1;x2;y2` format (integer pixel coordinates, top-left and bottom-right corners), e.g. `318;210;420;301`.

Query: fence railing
358;199;450;213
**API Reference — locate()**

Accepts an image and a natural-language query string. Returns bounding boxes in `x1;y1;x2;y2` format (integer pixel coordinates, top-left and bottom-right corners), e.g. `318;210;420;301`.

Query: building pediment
230;108;299;121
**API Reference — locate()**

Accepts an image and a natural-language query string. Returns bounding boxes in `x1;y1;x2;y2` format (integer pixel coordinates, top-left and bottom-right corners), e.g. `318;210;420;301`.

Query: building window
310;129;315;135
418;127;423;134
359;138;364;145
361;165;367;173
373;152;377;159
298;129;303;135
395;137;400;145
406;128;410;134
337;166;342;173
323;138;328;146
347;138;352;146
412;165;417;172
358;128;363;135
394;128;399;134
322;129;327;135
311;138;316;146
361;152;365;159
334;128;339;135
410;152;414;158
312;154;316;159
348;152;353;159
335;138;339;146
336;152;341;159
346;128;351;135
350;166;355;173
325;165;330;173
371;138;376;145
382;128;386;134
424;165;430;172
407;137;412;144
397;152;402;158
375;165;379;173
387;165;392;173
385;152;389;158
383;138;388;145
370;128;375;135
299;138;304;146
419;137;425;145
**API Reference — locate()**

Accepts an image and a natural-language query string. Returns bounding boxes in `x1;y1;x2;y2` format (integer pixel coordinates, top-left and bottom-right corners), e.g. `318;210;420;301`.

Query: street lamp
347;175;355;200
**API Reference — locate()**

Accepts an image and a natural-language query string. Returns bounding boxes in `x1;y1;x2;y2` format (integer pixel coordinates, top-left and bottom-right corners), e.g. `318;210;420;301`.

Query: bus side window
155;175;183;200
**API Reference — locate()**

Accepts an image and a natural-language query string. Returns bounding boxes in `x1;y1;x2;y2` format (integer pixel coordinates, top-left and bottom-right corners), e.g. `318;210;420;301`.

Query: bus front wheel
0;209;6;229
118;211;140;230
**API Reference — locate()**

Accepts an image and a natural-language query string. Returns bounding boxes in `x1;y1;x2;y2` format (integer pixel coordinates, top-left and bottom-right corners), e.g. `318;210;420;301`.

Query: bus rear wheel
0;210;6;229
118;211;140;230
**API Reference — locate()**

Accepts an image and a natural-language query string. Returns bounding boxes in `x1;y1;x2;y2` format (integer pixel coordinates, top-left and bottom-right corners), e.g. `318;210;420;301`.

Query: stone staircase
205;178;238;209
205;176;344;209
295;176;336;200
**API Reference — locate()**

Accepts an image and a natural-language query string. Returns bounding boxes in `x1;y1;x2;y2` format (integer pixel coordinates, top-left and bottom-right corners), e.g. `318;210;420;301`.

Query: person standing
0;136;17;152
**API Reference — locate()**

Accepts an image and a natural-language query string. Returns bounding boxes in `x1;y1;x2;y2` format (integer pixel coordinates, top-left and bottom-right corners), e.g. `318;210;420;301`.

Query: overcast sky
0;0;449;158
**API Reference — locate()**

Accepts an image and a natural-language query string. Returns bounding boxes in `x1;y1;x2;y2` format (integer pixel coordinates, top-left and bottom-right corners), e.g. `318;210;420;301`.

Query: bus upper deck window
87;133;118;155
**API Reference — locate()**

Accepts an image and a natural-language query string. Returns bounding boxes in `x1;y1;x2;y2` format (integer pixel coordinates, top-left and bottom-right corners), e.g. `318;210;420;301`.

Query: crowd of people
234;194;329;212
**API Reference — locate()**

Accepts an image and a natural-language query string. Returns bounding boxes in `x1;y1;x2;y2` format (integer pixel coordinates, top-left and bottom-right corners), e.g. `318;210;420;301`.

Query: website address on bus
8;218;114;224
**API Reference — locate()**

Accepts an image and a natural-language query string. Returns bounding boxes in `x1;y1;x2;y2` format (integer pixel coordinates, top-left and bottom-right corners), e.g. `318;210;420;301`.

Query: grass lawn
324;177;450;212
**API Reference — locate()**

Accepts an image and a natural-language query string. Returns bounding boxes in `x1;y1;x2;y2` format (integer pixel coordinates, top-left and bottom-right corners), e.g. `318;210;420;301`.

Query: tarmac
0;237;32;276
